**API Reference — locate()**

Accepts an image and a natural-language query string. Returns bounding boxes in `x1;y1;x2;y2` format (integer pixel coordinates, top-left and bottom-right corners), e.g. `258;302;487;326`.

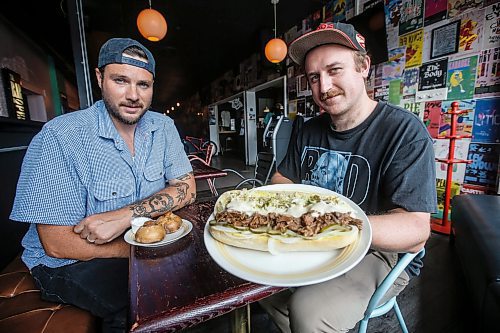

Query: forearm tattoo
129;172;195;217
130;193;174;218
171;172;194;203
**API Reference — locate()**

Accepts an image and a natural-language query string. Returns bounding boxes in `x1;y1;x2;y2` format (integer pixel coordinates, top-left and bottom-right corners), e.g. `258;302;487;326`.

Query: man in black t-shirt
260;22;437;333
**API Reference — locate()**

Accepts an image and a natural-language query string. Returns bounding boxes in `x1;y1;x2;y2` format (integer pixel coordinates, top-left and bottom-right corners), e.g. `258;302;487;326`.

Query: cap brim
288;29;360;65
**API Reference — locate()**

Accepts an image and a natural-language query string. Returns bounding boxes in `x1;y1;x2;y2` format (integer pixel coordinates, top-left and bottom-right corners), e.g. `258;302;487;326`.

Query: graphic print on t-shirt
300;146;370;205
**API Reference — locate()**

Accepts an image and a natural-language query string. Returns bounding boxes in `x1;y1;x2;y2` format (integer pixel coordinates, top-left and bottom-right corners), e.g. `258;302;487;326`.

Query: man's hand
74;208;132;245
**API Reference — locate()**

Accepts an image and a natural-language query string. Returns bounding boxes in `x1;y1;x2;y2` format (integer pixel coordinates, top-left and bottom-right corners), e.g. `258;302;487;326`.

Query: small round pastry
157;212;183;233
134;221;166;244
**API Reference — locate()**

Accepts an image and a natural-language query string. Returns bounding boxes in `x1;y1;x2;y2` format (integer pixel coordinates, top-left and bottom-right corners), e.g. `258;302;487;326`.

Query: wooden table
129;199;284;333
191;158;227;196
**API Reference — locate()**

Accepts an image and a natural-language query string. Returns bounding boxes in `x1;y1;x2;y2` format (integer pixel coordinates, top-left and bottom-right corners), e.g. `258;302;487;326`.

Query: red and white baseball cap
288;22;367;65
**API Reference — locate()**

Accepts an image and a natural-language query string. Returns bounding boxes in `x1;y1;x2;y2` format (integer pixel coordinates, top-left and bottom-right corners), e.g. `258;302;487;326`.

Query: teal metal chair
358;248;426;333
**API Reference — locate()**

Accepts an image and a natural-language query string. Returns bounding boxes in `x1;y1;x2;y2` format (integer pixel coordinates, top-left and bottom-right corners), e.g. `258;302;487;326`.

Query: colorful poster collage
375;1;500;197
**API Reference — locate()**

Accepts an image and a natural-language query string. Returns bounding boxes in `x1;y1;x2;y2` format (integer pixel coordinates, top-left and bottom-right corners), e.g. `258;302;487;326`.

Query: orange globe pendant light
265;0;287;63
265;38;287;63
137;1;167;42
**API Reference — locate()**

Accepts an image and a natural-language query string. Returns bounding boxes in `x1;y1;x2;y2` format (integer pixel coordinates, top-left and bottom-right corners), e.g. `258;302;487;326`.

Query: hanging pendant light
137;0;167;42
265;0;287;63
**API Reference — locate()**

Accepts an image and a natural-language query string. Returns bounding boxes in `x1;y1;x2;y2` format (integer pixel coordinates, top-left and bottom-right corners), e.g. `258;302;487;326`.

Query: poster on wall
388;79;402;105
402;67;419;98
447;55;478;100
402;100;425;119
432;178;461;220
399;0;424;35
385;0;402;29
448;0;483;18
440;99;476;137
418;58;448;90
433;138;471;183
464;142;500;191
430;20;460;59
399;28;424;68
424;100;442;137
333;0;347;22
475;46;500;97
422;21;442;62
323;1;335;23
483;3;500;50
373;63;384;87
383;47;406;83
424;0;448;26
471;97;500;143
458;9;485;54
374;85;389;101
416;59;449;102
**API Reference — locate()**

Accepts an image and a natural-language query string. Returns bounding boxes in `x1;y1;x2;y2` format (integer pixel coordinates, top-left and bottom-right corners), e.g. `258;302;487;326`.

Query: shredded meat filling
215;210;363;237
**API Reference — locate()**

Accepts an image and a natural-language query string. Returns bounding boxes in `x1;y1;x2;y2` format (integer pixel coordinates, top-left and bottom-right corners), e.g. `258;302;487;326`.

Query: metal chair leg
358;318;368;333
393;301;408;333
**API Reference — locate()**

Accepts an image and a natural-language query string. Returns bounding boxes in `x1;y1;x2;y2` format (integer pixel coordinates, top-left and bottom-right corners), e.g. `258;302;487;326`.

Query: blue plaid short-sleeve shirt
10;101;192;269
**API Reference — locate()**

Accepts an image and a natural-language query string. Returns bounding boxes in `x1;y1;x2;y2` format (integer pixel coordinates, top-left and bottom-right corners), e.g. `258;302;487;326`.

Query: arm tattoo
130;193;175;218
172;182;189;202
129;172;194;217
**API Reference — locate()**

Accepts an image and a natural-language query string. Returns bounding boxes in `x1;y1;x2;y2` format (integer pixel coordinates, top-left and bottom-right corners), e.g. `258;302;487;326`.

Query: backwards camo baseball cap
98;38;155;77
288;22;367;65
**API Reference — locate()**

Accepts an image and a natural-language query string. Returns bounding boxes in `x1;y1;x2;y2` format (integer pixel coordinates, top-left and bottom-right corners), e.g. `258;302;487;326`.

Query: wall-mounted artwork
430;20;460;59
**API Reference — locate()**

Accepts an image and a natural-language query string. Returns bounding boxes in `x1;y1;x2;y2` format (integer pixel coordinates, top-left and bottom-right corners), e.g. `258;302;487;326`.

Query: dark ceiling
1;0;324;111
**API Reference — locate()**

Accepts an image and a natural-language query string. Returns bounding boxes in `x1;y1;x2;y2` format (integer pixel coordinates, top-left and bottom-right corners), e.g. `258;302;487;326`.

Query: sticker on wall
416;87;449;101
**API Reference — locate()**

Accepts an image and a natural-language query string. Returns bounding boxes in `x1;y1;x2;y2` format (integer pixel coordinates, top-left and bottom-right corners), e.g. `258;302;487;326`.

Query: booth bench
451;194;500;332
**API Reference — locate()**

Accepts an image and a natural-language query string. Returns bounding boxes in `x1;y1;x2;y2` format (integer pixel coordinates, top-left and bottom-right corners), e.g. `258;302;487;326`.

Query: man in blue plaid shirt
10;38;196;332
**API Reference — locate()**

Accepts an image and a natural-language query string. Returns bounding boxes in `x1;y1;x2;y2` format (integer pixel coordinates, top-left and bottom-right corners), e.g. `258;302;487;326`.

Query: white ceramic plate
124;219;193;247
203;184;372;287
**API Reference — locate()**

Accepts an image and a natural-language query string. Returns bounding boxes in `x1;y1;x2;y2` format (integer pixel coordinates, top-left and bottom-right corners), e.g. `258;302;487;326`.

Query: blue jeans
31;258;129;333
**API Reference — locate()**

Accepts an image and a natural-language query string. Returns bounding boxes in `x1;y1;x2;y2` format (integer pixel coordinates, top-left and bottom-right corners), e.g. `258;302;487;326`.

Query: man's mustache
120;103;143;108
320;89;342;101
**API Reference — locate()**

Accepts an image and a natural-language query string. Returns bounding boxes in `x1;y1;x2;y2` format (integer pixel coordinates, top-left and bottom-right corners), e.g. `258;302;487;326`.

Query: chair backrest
364;248;426;316
220;152;275;190
254;152;275;185
204;142;215;165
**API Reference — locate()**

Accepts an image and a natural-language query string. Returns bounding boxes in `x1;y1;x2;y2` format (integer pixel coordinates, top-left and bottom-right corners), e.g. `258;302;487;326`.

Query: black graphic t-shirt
279;102;437;276
279;102;437;216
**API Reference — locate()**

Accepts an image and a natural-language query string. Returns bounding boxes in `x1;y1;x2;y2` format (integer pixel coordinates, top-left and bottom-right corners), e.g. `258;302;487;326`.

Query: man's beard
103;95;147;125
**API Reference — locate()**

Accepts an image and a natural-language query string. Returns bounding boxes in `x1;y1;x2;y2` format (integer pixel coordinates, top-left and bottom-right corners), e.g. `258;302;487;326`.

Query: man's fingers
73;223;84;233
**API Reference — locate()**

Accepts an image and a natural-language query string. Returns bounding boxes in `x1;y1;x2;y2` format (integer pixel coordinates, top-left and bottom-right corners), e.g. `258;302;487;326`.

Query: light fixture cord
148;0;152;9
273;2;277;38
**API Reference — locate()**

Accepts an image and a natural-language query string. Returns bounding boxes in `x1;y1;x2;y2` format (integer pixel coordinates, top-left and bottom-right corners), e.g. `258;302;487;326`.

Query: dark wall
0;118;42;270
